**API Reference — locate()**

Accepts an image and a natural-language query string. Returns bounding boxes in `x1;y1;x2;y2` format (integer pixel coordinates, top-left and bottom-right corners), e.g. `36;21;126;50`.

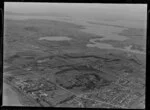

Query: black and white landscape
3;3;146;108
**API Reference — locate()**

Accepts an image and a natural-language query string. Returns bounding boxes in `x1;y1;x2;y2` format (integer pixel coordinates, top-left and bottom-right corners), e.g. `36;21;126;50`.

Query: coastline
3;82;23;106
3;81;40;107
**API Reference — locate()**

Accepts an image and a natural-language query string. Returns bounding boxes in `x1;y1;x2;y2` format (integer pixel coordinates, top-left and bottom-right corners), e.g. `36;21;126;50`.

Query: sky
4;2;147;21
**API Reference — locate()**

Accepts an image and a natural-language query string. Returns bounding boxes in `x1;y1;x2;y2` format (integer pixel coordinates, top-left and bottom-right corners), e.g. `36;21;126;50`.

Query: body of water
87;39;114;49
39;36;72;41
87;38;145;54
79;21;129;41
3;83;23;106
